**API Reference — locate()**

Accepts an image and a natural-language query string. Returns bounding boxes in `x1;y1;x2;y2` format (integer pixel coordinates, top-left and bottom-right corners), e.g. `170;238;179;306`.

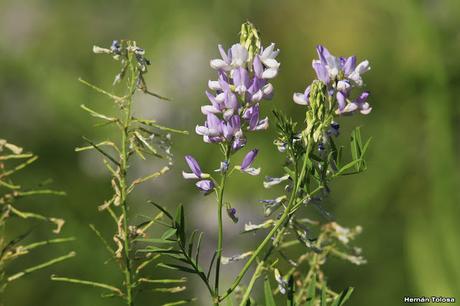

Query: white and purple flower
236;149;260;176
293;45;372;115
182;155;214;194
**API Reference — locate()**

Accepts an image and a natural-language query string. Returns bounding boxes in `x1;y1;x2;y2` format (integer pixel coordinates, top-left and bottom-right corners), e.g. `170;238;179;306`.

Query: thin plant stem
7;251;76;282
118;56;137;306
239;261;264;306
214;145;230;305
51;275;123;296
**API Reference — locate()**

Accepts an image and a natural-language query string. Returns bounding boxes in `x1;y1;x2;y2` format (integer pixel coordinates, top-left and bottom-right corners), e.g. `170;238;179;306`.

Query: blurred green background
1;0;459;305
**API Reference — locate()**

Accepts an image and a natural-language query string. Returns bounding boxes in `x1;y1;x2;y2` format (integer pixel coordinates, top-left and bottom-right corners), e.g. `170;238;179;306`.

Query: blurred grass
0;0;459;305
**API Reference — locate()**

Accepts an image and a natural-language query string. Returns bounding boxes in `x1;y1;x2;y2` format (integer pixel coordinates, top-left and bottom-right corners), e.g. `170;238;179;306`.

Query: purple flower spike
183;155;203;179
196;180;215;195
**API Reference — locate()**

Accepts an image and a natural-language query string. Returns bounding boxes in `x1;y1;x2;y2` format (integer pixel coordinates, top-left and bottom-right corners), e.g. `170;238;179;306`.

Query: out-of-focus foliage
0;0;459;305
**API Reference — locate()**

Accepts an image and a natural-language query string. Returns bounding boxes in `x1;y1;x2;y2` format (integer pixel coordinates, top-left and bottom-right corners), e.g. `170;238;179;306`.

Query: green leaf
336;160;361;176
320;282;327;306
139;277;187;284
148;201;174;221
287;275;295;306
264;278;276;306
135;238;175;244
162;298;197;306
162;228;178;240
195;232;204;264
174;204;186;245
188;230;198;257
206;251;217;280
137;247;180;254
350;128;360;162
331;287;354;306
305;274;317;306
158;263;196;274
153;286;186;293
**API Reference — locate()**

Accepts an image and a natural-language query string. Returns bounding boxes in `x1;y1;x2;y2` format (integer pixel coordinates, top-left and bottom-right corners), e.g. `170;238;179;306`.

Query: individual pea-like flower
259;195;287;216
327;121;340;137
263;174;290;188
242;105;269;131
195;180;215;195
351;91;372;115
293;85;311;106
274;269;288;295
221;251;252;264
236;149;260;176
226;206;238;223
182;155;214;194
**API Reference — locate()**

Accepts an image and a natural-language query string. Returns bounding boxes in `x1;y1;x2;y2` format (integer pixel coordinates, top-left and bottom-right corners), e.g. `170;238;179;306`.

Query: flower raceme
293;45;372;115
185;22;278;194
196;40;280;150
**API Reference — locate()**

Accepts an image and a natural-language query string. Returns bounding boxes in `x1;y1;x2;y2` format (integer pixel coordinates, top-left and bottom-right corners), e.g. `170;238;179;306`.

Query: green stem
214;147;230;305
119;58;136;306
239;261;264;306
220;144;311;302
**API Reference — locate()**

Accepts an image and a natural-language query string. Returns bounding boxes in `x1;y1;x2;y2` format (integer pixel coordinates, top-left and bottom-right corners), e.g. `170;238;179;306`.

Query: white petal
348;72;363;86
210;59;230;70
360;103;372;115
182;172;199;179
208;80;221;91
244;167;261;176
251;90;263;103
270;49;280;59
343;103;358;113
261;68;278;79
255;117;269;130
261;43;275;59
93;46;111;54
355;60;370;74
261;58;280;69
293;93;308;105
215;93;226;103
230;43;248;67
336;80;350;92
201;105;220;115
263;175;290;188
195;125;209;135
262;83;273;96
